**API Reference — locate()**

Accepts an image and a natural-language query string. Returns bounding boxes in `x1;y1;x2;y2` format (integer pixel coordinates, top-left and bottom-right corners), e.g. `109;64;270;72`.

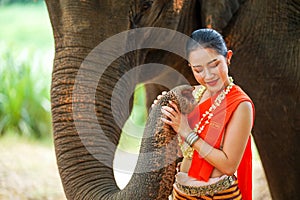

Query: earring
227;60;231;66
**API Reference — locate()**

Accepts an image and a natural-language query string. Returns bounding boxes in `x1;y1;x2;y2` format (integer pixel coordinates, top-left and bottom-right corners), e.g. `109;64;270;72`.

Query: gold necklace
178;77;234;159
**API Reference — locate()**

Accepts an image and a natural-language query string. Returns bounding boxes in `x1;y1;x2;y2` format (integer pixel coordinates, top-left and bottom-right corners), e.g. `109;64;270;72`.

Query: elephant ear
201;0;245;32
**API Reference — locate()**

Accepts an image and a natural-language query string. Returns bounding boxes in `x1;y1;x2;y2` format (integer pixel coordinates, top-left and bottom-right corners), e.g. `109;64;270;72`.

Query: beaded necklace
194;77;234;135
179;77;234;159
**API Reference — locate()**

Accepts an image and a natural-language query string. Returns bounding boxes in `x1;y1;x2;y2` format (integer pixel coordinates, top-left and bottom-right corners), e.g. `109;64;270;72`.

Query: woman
159;29;255;199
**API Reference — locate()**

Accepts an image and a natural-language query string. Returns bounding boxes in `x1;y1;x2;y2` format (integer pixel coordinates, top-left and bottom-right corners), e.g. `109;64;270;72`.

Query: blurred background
0;0;66;199
0;0;271;199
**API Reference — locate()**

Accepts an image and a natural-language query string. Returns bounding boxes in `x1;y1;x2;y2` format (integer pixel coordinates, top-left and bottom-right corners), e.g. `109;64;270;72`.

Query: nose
202;67;213;79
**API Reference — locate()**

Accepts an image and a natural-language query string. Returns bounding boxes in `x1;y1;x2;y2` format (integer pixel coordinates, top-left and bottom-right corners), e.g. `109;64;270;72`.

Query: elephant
46;0;299;199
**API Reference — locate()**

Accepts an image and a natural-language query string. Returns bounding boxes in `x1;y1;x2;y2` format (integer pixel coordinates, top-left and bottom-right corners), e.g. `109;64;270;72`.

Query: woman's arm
161;100;253;175
192;101;253;175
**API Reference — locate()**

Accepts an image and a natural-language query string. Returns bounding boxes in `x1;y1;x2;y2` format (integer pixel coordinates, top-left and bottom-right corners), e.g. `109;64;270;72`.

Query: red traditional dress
178;85;255;200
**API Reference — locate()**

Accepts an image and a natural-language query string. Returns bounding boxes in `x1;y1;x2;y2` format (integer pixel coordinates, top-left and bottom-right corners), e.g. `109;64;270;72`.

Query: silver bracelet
185;131;199;147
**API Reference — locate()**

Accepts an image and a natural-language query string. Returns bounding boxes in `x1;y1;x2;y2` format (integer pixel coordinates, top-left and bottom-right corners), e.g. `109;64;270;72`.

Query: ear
227;50;233;63
201;0;244;32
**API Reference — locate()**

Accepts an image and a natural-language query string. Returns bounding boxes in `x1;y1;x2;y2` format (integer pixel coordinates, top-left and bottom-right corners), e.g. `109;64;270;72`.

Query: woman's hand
161;101;191;138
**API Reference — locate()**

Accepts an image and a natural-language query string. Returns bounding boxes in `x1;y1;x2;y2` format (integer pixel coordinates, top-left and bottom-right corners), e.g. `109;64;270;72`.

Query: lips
206;79;218;86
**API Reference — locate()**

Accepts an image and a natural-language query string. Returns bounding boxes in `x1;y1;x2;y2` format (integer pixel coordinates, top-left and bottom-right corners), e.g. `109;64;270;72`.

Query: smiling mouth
206;79;218;86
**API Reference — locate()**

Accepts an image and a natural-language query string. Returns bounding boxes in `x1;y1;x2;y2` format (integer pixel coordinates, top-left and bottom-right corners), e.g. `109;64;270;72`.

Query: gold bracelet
178;135;194;159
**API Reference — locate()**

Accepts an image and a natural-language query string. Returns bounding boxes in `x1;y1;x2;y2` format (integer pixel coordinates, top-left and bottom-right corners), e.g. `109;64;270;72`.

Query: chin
207;85;224;95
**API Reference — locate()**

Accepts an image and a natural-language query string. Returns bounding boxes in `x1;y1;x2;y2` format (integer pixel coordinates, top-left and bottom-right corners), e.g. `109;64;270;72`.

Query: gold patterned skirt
172;173;242;200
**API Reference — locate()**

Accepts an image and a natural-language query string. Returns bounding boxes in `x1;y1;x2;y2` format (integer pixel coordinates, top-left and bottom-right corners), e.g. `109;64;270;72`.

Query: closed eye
194;69;203;73
209;61;220;68
192;66;203;73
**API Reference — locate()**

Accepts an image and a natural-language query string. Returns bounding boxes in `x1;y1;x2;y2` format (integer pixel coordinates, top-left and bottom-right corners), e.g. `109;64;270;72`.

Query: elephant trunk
52;63;182;199
52;53;195;199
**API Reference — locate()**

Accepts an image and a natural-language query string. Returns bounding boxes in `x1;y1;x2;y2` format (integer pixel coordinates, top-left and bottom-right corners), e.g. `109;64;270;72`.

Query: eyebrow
207;58;218;65
191;58;218;68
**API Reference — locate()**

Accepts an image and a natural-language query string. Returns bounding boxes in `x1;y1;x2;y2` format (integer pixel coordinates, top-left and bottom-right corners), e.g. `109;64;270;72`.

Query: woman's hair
186;29;228;58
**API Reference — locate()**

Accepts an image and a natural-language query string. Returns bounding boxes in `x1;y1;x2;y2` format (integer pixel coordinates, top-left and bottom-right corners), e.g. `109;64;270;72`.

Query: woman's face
188;48;232;95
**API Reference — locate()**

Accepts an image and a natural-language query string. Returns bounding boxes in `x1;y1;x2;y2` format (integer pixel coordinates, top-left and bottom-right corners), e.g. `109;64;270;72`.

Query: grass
0;6;63;198
0;45;52;138
0;3;53;139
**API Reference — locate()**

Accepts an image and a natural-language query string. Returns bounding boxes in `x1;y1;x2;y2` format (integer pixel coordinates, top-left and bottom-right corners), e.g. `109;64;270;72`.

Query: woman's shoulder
231;84;255;119
232;85;252;101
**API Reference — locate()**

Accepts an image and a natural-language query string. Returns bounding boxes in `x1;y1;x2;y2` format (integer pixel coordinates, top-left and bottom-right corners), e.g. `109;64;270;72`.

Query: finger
157;95;162;100
161;106;177;117
169;101;180;113
161;108;175;119
153;99;158;105
161;117;173;125
162;91;167;95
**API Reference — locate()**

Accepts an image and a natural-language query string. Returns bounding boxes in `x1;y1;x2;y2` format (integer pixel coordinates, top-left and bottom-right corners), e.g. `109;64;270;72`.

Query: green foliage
0;3;54;51
0;0;42;5
118;84;148;153
0;44;52;138
0;3;53;140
